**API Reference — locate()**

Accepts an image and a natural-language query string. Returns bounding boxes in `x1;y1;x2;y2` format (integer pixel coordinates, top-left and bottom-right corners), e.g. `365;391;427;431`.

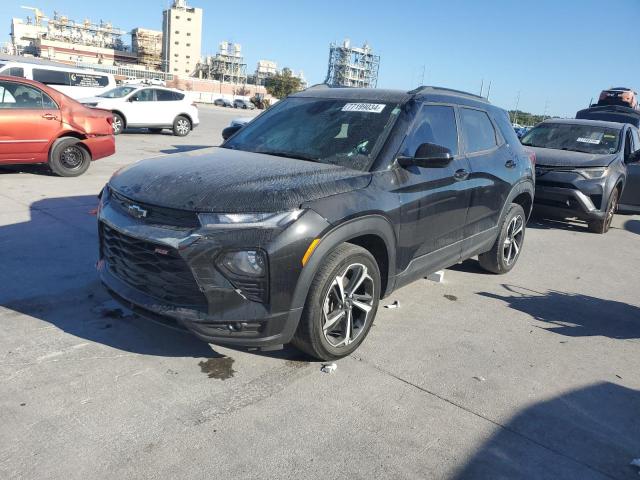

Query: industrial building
161;0;203;75
195;42;247;84
325;39;380;88
132;28;163;70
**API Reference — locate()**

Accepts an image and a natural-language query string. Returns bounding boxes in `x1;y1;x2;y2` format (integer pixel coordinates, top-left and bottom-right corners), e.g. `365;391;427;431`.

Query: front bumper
533;169;609;220
97;189;329;347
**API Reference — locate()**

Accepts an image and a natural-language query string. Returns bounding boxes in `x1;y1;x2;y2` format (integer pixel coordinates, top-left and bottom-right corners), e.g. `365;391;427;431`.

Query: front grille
100;223;207;307
109;189;200;229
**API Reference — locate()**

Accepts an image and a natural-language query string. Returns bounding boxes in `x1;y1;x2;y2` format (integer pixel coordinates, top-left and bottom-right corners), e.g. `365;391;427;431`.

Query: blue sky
2;0;638;116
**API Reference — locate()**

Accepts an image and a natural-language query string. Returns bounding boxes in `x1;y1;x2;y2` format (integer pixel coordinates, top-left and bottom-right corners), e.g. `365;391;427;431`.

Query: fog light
217;250;266;277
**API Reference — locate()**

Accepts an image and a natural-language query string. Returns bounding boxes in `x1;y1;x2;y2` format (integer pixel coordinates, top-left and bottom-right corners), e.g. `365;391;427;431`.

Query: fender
499;179;535;221
289;214;397;311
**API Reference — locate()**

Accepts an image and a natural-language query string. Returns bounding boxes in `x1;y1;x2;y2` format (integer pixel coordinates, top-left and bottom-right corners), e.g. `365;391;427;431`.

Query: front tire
49;137;91;177
478;203;526;274
588;188;618;234
173;115;191;136
292;243;380;361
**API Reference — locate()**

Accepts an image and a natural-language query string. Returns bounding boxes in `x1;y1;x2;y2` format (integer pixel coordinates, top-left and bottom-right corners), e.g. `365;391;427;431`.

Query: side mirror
129;96;137;102
397;143;454;168
222;125;242;140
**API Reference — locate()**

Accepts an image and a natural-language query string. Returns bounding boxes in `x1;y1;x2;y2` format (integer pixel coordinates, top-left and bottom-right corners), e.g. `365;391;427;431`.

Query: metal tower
325;39;380;88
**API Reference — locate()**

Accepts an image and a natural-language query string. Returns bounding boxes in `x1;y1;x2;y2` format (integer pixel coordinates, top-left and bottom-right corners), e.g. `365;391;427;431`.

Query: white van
0;59;115;99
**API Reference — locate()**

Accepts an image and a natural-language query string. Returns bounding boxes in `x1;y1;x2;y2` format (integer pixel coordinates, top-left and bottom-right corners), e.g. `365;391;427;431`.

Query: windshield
98;86;137;98
521;123;620;154
223;97;401;171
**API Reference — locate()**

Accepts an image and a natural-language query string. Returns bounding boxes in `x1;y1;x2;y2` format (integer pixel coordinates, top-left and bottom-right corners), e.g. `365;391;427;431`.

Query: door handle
42;113;57;120
454;169;469;181
505;159;517;168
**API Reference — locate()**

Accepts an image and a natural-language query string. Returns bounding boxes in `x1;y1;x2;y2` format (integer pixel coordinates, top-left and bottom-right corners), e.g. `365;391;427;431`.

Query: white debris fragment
473;376;486;382
320;363;337;374
426;270;445;283
384;300;400;309
630;458;640;472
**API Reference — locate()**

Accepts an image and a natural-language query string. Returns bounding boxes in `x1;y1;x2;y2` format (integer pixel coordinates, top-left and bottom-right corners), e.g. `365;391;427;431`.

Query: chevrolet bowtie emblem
127;204;148;219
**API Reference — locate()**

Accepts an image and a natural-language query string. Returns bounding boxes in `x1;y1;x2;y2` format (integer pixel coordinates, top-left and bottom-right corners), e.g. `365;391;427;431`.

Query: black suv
97;86;534;360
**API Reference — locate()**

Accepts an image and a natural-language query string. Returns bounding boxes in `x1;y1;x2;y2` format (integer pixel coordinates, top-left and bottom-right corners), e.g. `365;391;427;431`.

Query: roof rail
408;85;488;102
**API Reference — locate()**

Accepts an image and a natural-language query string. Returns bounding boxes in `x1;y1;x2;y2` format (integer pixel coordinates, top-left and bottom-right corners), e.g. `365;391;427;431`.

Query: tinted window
493;109;520;146
0;81;58;110
156;89;181;101
402;105;458;157
460;108;498;153
33;69;69;86
7;67;25;78
631;128;640;153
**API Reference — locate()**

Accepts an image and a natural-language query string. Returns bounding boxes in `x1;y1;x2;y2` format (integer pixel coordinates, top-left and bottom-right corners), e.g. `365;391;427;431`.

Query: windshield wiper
256;150;320;162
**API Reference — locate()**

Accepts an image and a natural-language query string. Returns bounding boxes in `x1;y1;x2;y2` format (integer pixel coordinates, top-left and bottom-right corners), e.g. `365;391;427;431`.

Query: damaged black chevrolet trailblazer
97;86;534;360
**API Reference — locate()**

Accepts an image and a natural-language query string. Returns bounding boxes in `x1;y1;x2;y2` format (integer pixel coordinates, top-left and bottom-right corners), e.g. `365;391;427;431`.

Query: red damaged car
0;75;114;176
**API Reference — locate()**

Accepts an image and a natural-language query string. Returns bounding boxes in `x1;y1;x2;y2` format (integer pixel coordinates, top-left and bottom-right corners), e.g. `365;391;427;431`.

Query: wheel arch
111;110;127;127
502;181;534;221
48;134;91;162
175;112;193;125
290;214;397;312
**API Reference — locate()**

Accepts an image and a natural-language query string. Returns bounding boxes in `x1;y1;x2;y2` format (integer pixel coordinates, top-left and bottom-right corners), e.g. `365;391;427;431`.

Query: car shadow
159;145;213;155
624;219;640;235
527;216;589;232
451;382;640;479
0;164;54;176
0;195;220;358
478;284;640;340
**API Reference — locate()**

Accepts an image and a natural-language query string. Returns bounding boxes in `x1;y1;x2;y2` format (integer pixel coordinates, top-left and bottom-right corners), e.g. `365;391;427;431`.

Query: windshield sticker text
342;103;386;113
576;137;601;145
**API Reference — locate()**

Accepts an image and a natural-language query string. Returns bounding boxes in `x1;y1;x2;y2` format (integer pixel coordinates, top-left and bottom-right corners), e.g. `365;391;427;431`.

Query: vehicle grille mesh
100;223;207;307
110;189;200;228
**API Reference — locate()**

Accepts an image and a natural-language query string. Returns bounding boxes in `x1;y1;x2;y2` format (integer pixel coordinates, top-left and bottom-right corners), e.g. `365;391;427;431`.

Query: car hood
528;147;618;168
108;147;372;213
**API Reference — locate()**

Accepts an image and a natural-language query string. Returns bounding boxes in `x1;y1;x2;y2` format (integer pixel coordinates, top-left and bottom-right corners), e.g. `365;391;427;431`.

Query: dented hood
529;147;618;168
109;147;372;212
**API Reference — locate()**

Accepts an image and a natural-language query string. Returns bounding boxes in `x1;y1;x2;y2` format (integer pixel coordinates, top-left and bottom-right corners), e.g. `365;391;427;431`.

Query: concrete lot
1;104;639;479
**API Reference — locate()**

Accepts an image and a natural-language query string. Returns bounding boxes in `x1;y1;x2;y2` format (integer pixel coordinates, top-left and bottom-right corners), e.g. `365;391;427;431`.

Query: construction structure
10;6;136;65
324;39;380;88
194;42;247;84
254;59;277;85
162;0;203;75
132;28;163;70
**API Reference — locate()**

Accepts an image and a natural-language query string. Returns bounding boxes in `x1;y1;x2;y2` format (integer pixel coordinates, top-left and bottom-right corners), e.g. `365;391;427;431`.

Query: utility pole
543;99;549;121
486;80;492;100
513;90;521;125
420;64;426;85
479;79;484;97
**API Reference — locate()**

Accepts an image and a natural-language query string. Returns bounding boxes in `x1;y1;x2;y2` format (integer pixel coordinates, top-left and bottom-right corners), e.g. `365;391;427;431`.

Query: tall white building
161;0;202;75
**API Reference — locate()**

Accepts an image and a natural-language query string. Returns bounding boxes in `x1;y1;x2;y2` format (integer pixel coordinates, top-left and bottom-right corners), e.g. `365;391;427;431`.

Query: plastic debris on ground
473;376;486;382
320;363;337;374
426;270;445;283
384;300;400;309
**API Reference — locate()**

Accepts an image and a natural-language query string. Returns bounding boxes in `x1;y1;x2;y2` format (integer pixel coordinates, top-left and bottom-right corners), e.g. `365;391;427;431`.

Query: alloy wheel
322;263;375;348
502;215;524;266
112;116;122;134
176;119;190;135
605;192;617;230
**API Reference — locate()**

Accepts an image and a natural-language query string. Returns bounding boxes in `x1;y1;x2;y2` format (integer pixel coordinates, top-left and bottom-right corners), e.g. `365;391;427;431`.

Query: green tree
265;68;302;99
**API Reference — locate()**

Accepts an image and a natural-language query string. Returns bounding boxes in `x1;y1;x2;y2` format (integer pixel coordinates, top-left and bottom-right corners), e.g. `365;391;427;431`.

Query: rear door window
155;89;178;101
32;69;70;86
0;81;58;109
460;108;498;153
401;104;459;157
132;89;155;102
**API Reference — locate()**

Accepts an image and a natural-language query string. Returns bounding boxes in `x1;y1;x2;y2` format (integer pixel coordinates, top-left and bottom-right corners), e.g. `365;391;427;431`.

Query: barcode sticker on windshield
342;103;386;113
577;137;601;144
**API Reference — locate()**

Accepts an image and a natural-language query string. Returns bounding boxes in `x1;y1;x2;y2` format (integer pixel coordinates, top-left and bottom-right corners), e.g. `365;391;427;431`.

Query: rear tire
478;203;526;274
587;188;618;234
49;137;91;177
112;113;124;135
292;243;380;361
172;115;191;136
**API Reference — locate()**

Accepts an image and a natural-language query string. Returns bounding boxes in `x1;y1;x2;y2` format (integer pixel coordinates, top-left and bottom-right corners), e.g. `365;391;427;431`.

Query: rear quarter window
460;108;498;153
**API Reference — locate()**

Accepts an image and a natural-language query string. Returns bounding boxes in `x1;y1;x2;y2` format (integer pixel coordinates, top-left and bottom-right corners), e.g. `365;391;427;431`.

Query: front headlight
198;209;304;228
578;168;608;179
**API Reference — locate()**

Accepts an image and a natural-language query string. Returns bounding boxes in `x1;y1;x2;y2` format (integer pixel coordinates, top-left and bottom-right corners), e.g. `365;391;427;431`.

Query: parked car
214;98;233;108
0;75;114;176
0;56;116;99
97;86;534;360
576;105;640;128
80;85;199;136
597;87;638;110
221;117;251;139
233;98;256;109
521;119;640;231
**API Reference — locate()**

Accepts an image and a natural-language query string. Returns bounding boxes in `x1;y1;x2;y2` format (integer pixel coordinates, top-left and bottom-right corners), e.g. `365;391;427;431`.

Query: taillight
106;116;113;125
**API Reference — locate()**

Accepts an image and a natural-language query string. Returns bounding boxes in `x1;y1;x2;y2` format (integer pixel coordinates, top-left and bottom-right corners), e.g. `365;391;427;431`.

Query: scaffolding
132;28;162;70
325;39;380;88
194;41;247;83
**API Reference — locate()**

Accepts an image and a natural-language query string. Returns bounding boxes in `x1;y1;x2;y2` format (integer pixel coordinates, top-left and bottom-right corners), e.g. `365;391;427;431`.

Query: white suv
80;85;199;136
